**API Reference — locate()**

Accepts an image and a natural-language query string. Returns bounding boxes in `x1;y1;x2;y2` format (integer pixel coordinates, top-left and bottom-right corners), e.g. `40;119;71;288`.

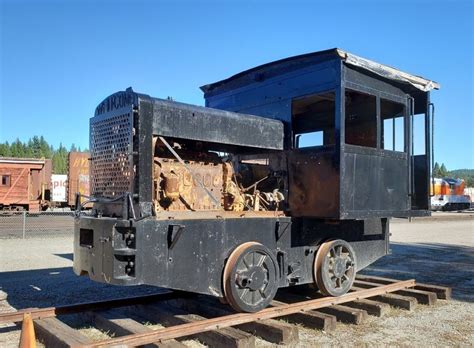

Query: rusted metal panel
67;152;90;206
287;148;340;218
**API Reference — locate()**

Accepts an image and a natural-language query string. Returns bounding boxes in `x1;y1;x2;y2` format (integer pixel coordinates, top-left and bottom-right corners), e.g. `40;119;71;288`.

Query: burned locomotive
74;49;439;312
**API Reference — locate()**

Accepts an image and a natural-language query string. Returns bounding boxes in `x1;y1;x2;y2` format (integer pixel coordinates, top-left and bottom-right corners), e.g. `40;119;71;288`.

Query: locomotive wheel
314;239;356;297
223;242;279;313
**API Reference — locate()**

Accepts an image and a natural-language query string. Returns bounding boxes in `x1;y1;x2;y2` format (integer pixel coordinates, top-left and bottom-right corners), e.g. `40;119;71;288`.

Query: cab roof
201;48;440;94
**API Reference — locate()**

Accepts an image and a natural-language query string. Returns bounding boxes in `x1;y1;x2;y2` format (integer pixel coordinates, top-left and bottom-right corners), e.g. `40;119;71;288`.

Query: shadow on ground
363;242;474;302
53;253;74;261
0;267;161;311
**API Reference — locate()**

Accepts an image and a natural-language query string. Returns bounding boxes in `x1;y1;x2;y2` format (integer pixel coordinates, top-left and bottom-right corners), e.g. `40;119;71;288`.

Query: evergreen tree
10;139;24;157
0;142;11;157
39;136;52;158
440;164;448;177
433;162;441;177
31;136;42;158
52;143;68;174
70;143;78;152
24;139;34;158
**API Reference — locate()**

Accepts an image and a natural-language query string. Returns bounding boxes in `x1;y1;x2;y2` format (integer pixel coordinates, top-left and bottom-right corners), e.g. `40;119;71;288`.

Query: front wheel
314;239;357;297
223;242;279;312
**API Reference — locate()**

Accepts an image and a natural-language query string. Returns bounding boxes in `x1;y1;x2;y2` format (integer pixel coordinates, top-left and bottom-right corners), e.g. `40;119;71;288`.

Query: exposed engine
152;137;285;213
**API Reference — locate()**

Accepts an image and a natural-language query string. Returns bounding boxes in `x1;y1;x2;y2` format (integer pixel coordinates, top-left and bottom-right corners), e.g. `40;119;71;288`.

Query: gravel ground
0;213;473;346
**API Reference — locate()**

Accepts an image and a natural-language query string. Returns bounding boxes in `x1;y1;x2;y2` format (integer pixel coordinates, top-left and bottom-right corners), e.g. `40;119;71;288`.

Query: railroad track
1;275;451;347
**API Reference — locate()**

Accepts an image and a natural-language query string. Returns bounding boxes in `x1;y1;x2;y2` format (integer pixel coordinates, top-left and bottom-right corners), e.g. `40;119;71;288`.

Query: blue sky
0;0;472;169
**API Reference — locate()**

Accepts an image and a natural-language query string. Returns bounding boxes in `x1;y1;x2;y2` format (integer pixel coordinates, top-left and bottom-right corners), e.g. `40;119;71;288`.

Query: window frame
1;175;11;187
342;82;409;153
291;89;337;150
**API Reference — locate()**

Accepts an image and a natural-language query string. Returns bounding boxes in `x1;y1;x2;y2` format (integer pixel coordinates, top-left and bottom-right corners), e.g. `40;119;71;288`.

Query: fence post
22;211;27;239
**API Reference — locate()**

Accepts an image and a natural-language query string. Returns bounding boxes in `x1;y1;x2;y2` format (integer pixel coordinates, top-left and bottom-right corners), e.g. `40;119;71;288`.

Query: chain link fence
0;211;77;239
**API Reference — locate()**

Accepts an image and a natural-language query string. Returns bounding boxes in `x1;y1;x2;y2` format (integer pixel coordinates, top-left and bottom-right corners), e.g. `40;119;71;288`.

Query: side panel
151;99;284;150
291;218;389;271
74;214;390;295
341;145;408;218
287;147;340;218
137;217;292;296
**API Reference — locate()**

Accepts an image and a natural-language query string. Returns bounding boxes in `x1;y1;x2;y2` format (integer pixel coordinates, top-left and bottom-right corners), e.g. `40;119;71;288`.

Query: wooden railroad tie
2;277;451;348
86;280;417;347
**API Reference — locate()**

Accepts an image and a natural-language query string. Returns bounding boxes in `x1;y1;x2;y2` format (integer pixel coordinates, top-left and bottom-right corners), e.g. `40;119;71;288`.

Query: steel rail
0;291;189;324
87;279;416;347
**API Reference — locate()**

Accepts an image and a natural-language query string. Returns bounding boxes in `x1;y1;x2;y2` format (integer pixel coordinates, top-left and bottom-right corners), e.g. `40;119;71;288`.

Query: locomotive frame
74;49;439;312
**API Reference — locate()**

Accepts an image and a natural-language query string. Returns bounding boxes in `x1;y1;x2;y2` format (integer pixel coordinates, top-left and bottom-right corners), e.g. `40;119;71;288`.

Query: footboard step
138;304;256;348
354;280;437;306
91;309;186;348
271;300;336;332
34;317;93;348
165;297;299;345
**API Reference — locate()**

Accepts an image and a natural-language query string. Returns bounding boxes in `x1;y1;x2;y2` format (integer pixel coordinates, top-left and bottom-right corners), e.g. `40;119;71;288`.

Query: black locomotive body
74;49;438;312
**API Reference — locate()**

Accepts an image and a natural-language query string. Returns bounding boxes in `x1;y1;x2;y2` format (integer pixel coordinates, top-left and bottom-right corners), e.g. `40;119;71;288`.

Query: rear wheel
223;242;279;312
314;239;356;296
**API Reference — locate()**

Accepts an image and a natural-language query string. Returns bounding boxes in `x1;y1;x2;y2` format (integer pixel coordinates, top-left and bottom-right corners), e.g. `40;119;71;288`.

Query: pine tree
39;136;52;158
440;164;448;177
52;143;68;174
433;162;441;177
10;139;25;157
0;142;11;157
31;136;41;158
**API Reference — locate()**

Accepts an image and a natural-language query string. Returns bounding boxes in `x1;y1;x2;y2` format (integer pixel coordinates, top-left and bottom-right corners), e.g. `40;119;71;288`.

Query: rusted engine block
153;157;224;211
152;140;284;213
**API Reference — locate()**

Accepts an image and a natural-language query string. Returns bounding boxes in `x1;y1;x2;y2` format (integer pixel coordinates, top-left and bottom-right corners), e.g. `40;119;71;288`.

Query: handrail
429;102;435;197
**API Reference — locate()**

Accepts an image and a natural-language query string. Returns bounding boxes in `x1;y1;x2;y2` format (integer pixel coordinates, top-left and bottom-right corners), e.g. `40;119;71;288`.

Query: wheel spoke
242;256;251;270
239;288;249;300
256;254;265;267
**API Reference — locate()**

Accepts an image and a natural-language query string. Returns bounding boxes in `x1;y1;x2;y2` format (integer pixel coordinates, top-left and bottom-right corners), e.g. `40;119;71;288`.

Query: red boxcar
0;157;52;211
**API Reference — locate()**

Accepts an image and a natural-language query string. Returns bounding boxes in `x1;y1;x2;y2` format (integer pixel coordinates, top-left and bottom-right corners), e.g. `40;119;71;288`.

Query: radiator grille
90;109;133;198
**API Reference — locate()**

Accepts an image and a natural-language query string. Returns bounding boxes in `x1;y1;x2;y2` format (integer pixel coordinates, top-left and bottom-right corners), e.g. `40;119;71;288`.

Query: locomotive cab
74;49;439;312
202;48;438;219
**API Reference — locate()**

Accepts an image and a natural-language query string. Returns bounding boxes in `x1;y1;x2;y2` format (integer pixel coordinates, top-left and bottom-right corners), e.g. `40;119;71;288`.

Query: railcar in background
67;152;91;207
0;152;91;211
0;157;52;211
430;177;471;211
